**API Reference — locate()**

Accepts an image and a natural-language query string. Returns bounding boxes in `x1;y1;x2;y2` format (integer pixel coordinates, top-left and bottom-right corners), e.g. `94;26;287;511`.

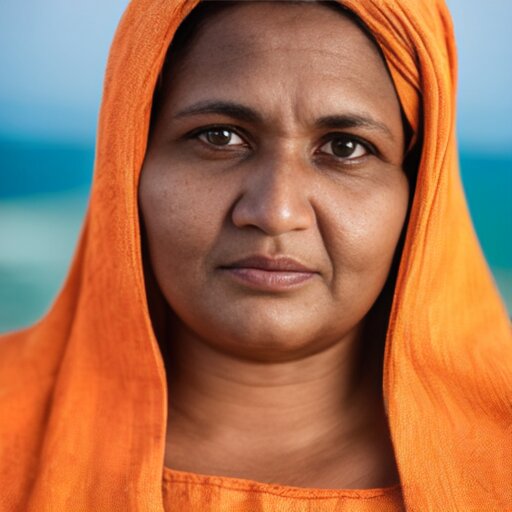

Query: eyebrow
316;114;394;141
173;100;394;140
174;100;263;124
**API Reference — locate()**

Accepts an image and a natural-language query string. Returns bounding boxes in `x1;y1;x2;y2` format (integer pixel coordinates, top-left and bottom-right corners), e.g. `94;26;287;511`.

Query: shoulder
0;328;59;511
0;327;59;457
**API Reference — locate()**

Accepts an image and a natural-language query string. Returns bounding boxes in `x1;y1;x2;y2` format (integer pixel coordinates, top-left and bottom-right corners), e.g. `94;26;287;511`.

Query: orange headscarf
1;1;510;510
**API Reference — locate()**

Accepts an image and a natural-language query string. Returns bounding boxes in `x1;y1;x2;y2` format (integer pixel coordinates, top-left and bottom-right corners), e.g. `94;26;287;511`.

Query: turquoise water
1;138;511;332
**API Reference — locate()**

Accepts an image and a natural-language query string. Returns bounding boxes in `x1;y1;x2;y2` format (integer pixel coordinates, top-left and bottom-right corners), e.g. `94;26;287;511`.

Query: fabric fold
0;1;510;510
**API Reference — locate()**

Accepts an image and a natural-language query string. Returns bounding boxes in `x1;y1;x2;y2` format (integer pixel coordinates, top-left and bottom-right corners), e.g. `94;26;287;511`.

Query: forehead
161;2;401;129
192;2;380;60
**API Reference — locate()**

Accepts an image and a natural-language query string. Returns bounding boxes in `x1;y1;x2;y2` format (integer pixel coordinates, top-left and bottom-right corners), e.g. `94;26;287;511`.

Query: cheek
326;172;409;298
138;162;221;285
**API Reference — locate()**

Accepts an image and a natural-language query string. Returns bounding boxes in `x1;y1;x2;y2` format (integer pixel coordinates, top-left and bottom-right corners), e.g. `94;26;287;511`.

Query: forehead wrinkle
181;43;383;97
193;28;379;67
162;2;402;144
167;62;398;144
184;2;380;71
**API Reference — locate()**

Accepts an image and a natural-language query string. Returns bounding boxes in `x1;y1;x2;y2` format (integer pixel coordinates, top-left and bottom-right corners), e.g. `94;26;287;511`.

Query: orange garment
0;0;511;511
162;468;405;511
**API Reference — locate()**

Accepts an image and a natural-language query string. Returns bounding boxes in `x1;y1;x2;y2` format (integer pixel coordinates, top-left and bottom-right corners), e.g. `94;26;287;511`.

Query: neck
167;320;375;436
159;309;397;487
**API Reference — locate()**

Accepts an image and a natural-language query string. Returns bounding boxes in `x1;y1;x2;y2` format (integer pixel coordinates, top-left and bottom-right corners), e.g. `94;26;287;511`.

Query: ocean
0;138;510;332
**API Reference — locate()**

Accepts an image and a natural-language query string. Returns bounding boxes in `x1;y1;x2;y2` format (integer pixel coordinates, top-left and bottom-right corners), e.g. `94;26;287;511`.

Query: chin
197;313;353;362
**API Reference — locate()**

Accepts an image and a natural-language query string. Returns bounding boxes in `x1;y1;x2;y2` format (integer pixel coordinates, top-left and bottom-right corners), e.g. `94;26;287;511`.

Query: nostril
231;200;312;235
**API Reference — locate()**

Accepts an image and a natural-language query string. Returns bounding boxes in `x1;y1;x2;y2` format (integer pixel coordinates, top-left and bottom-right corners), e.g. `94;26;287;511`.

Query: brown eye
198;128;245;146
319;136;369;159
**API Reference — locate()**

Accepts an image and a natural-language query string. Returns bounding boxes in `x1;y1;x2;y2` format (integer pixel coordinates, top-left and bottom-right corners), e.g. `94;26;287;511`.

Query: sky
0;0;511;153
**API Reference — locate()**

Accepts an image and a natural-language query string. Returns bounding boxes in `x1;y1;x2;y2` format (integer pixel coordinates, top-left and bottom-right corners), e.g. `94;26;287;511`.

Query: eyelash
187;125;377;161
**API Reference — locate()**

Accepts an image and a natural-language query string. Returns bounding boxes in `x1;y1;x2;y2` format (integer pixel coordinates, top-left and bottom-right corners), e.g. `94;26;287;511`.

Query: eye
197;127;246;147
317;135;371;160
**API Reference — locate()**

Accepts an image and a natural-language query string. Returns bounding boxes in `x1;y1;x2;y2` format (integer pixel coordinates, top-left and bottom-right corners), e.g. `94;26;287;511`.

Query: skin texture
139;1;409;489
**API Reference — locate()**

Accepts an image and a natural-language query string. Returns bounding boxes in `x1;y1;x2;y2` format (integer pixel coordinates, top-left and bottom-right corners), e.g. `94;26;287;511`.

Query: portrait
0;1;510;510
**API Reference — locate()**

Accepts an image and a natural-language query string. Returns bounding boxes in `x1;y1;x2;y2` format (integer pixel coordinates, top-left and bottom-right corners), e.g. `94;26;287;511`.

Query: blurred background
0;0;511;332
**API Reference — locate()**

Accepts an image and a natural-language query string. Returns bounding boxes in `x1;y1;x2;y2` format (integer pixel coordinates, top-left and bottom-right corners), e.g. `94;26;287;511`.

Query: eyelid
188;125;251;147
316;132;377;158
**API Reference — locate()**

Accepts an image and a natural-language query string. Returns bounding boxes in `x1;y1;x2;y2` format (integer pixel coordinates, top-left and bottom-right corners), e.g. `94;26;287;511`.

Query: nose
231;153;315;236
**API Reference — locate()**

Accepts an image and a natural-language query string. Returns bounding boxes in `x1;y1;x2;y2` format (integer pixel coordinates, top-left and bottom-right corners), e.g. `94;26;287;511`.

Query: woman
0;0;510;511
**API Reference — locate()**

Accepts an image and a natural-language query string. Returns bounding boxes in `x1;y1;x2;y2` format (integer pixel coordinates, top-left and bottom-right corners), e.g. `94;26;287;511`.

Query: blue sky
0;0;511;152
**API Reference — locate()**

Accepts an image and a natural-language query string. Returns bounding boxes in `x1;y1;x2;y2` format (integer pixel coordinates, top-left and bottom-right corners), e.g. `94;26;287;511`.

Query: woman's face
139;2;409;362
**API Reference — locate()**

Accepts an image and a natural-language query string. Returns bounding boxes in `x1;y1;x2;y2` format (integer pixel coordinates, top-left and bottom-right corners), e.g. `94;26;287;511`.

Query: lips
219;255;317;291
221;255;315;272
